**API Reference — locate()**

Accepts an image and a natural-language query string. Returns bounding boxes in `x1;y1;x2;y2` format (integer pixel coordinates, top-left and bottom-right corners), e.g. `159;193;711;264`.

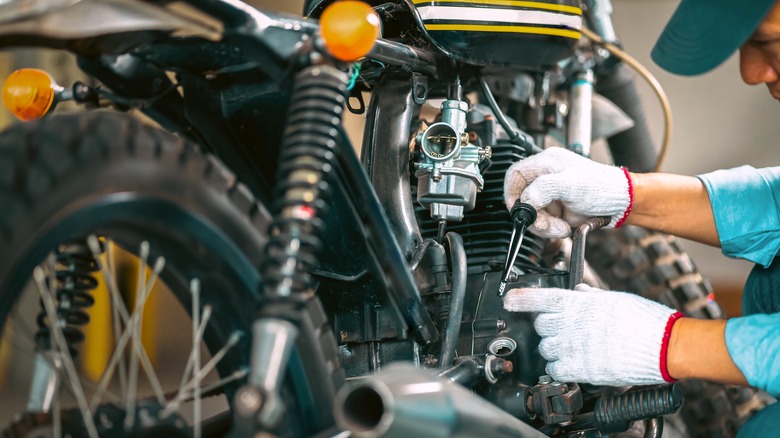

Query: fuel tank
407;0;582;68
305;0;582;69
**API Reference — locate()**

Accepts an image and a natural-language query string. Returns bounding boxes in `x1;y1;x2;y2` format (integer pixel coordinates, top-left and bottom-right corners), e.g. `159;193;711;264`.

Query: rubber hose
595;384;683;433
595;63;657;173
439;232;467;367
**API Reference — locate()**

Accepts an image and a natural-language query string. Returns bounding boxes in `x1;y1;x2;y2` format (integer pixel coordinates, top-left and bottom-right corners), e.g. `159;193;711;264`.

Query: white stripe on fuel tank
416;5;582;29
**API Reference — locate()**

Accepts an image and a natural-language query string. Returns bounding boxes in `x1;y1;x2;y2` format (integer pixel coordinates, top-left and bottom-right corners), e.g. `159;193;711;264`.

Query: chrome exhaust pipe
334;363;545;438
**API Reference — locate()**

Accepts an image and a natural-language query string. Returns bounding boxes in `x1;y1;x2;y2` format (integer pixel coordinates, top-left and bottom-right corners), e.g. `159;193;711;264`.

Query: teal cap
652;0;777;76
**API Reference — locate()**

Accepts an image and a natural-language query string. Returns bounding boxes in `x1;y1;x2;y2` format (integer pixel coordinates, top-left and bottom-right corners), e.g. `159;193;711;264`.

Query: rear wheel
586;225;767;438
0;112;341;436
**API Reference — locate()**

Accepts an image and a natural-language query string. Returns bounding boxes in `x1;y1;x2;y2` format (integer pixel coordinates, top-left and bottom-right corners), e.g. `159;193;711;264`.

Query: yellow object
2;68;59;121
81;255;112;382
81;242;159;381
320;1;381;61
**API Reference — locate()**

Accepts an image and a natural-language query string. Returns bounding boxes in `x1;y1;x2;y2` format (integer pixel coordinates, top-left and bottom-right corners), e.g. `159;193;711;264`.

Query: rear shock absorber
261;65;348;299
35;240;100;356
28;240;100;412
236;65;348;430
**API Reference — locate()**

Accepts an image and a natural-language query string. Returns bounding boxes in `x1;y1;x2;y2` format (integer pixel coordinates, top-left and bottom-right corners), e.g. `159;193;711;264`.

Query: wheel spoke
47;255;59;417
33;267;99;438
177;367;248;403
131;330;167;406
165;329;238;412
88;321;137;410
132;256;168;406
175;305;212;398
87;237;129;401
191;279;202;438
26;237;235;437
125;241;149;428
106;241;129;399
89;253;166;410
52;387;61;438
182;332;241;396
193;332;242;386
163;305;212;416
9;335;122;405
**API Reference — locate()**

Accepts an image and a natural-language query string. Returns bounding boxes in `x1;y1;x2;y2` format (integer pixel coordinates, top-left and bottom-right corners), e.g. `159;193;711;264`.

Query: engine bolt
234;386;263;416
538;375;553;385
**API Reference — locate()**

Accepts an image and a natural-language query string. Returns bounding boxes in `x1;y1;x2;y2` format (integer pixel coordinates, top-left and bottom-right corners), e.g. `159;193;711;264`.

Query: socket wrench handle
568;216;610;289
497;201;537;296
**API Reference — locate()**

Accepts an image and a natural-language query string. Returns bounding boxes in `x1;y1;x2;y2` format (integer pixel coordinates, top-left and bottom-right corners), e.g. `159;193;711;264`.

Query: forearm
666;318;748;385
625;172;720;247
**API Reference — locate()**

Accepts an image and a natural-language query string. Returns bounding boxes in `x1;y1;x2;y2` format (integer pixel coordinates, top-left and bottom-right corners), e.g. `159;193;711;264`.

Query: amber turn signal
2;68;60;121
320;1;381;62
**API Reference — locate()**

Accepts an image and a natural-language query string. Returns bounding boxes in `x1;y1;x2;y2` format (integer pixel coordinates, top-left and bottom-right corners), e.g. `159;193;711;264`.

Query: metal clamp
529;378;584;426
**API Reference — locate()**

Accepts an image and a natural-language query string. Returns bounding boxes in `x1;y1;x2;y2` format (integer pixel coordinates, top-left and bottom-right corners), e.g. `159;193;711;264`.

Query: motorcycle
0;0;765;436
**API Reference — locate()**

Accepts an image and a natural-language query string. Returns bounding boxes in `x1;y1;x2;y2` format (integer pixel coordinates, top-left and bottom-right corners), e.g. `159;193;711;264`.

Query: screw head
538;375;553;385
234;387;263;416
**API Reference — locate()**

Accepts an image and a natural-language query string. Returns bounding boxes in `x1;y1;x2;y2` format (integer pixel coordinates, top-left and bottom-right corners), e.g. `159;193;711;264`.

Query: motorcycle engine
413;101;568;387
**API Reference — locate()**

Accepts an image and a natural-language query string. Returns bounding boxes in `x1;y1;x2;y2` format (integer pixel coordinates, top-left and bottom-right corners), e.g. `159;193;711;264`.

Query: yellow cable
580;27;672;172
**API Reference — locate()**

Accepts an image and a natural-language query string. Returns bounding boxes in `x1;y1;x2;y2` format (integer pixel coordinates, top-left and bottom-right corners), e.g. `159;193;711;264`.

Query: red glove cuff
659;311;685;383
615;167;634;228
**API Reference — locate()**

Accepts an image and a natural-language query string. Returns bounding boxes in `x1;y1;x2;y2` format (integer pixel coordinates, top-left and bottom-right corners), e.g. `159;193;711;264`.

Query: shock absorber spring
262;65;348;299
35;241;100;357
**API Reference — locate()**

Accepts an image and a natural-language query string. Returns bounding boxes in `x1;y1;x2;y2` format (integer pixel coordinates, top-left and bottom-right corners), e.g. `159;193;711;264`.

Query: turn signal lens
2;68;58;121
320;1;381;61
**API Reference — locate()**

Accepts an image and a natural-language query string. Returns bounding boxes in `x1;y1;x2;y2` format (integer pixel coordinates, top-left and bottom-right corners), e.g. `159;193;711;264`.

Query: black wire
475;71;542;155
409;238;438;271
439;232;467;368
436;220;447;244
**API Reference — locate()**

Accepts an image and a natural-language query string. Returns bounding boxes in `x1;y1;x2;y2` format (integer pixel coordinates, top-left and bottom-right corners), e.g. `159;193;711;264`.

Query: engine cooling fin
414;140;545;272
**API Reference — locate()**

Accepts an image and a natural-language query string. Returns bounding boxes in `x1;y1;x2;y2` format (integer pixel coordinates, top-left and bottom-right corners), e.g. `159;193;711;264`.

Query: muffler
333;363;545;438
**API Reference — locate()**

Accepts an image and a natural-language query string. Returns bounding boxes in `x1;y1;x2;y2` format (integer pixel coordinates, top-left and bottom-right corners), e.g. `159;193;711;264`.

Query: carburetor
415;97;491;222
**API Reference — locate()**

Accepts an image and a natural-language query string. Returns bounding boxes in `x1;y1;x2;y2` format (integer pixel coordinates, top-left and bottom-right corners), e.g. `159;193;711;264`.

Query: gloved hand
503;147;633;238
503;284;684;386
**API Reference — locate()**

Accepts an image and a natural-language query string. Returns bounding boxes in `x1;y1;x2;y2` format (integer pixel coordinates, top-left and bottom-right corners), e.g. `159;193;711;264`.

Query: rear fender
0;0;221;51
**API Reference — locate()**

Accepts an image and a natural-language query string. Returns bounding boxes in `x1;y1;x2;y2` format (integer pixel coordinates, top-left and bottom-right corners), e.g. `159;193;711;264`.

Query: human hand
503;147;633;238
503;283;684;386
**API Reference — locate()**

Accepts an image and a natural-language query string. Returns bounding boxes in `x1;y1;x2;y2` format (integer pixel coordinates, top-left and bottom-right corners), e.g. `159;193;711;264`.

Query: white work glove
503;284;684;386
503;147;633;238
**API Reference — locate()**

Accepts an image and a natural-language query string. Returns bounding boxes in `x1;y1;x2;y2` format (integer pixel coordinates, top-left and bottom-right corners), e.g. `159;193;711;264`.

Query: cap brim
652;0;776;76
